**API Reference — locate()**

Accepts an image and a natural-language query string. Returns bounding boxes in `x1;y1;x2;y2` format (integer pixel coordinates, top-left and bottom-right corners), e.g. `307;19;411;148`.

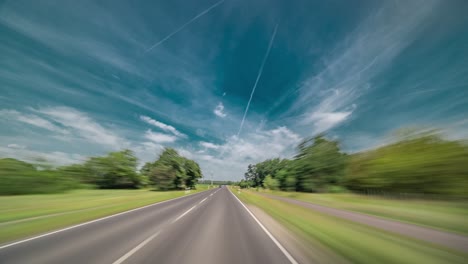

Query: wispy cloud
238;24;278;136
182;126;302;180
145;0;225;52
140;115;187;138
7;144;26;149
303;111;352;133
0;145;85;166
214;102;227;118
144;130;178;143
0;109;69;134
292;0;439;134
199;141;220;150
36;107;126;149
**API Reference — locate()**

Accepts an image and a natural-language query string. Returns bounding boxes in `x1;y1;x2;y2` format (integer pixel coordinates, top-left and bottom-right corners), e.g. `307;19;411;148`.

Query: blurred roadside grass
233;188;467;264
0;186;206;244
261;190;468;235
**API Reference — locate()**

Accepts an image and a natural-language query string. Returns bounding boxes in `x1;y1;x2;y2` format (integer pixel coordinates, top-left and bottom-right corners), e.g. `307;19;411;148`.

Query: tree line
239;130;468;198
0;147;202;195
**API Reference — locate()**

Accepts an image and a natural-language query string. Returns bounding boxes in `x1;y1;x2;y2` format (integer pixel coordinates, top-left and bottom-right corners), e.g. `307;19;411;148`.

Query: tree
263;175;279;190
0;158;77;195
293;135;346;192
183;158;202;188
244;164;258;185
345;131;468;197
149;165;176;190
239;179;253;188
244;159;291;188
146;148;203;190
85;150;141;189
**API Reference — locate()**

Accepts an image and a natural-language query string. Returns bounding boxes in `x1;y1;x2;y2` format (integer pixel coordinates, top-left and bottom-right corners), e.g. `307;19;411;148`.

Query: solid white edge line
112;230;161;264
0;189;214;250
172;204;197;223
229;190;299;264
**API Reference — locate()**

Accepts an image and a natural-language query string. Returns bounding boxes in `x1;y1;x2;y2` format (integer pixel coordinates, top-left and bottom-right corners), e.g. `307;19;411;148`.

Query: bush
345;132;468;197
263;175;279;190
0;158;78;195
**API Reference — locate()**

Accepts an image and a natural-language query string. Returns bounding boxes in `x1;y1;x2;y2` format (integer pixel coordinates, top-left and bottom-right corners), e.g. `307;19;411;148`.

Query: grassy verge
232;188;467;264
259;190;468;235
0;186;205;243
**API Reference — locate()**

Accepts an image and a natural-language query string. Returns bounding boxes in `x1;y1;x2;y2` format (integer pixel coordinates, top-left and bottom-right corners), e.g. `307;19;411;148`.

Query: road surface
0;187;296;264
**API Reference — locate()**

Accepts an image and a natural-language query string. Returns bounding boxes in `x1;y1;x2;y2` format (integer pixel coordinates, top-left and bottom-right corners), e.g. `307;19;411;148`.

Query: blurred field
234;189;467;264
0;186;206;244
262;190;468;235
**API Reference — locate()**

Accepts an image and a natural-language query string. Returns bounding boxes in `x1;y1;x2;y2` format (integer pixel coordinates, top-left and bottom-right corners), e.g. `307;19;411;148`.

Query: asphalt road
0;187;296;264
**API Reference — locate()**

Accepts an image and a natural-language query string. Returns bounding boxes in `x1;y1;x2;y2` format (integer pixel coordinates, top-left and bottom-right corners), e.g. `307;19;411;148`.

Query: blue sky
1;0;467;180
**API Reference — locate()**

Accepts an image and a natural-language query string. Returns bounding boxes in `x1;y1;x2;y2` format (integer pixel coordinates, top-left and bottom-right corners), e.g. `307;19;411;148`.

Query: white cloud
140;115;187;138
131;141;165;167
0;109;68;134
144;130;177;143
199;141;220;150
292;0;438;133
214;102;226;118
304;111;352;134
181;126;302;181
7;144;26;149
0;146;85;166
36;107;126;149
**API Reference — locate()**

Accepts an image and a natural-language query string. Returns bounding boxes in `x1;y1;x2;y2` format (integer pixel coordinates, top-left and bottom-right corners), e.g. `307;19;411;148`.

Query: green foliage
149;165;176;190
141;148;202;190
0;147;203;194
243;135;346;193
84;150;142;189
0;158;78;195
283;173;297;192
243;130;467;198
244;158;291;188
263;175;280;190
293;135;347;192
345;132;468;197
239;179;253;188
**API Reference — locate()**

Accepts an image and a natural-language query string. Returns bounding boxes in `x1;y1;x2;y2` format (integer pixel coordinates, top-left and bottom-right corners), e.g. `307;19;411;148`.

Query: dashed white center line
112;230;161;264
113;191;215;263
171;205;197;224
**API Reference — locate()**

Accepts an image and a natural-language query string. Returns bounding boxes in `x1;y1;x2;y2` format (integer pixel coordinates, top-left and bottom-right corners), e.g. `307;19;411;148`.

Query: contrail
237;24;278;137
145;0;225;52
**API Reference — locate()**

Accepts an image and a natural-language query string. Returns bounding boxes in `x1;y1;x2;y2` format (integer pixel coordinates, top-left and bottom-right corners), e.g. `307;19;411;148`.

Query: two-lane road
0;187;296;264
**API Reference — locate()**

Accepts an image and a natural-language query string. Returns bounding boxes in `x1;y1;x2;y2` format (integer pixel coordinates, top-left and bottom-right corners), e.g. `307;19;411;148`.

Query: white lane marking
112;230;161;264
0;190;210;250
112;191;214;263
230;191;299;264
171;205;197;223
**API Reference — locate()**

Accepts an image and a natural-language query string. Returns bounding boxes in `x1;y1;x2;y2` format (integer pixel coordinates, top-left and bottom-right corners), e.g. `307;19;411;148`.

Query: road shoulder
247;204;350;264
259;192;468;253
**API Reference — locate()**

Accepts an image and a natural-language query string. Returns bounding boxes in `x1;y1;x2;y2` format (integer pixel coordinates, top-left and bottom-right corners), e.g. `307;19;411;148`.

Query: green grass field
259;190;468;235
0;186;207;244
233;188;467;264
